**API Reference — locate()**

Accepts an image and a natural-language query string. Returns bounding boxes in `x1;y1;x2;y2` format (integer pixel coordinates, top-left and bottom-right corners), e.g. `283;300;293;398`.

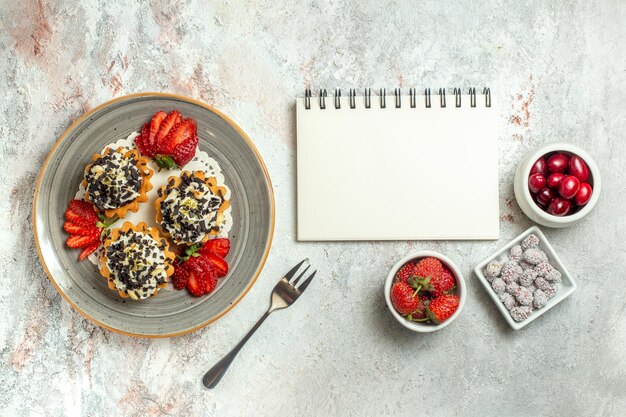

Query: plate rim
32;92;276;338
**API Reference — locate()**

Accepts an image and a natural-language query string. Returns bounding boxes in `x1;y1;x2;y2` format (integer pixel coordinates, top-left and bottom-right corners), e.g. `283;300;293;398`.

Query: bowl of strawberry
514;143;601;228
384;252;466;332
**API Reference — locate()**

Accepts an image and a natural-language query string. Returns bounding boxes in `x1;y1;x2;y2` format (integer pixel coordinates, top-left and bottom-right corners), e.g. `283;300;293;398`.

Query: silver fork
202;259;316;388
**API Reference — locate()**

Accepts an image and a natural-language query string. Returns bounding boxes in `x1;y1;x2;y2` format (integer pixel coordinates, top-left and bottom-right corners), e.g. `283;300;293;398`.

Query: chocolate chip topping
85;148;143;210
159;172;223;244
105;228;168;299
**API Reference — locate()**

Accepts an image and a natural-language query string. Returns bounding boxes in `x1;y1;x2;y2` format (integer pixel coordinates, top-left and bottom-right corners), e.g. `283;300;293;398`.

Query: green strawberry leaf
180;243;201;262
96;214;119;230
408;275;432;291
155;155;178;170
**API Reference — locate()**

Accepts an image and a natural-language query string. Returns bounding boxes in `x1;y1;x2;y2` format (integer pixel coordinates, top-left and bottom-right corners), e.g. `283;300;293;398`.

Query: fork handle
202;310;272;388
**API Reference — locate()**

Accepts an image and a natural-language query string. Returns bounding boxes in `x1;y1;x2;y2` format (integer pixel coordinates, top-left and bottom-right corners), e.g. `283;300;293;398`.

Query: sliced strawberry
79;241;100;260
158;119;196;155
141;122;149;142
65;200;98;227
147;111;167;150
65;211;91;228
69;199;99;219
63;222;97;236
65;211;98;227
204;267;218;295
64;222;88;235
186;269;207;297
170;134;198;167
156;111;182;145
201;251;228;278
172;263;190;290
185;255;211;276
199;238;230;258
66;232;100;248
135;123;156;157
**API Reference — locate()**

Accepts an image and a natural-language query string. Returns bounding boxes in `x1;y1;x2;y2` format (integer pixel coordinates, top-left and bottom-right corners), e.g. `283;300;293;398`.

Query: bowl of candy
514;143;601;228
474;226;577;330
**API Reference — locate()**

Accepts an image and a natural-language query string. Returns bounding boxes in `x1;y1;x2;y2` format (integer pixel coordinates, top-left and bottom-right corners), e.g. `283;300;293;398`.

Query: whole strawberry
428;265;456;297
390;281;421;315
427;294;460;324
395;262;416;283
413;257;443;282
407;294;431;322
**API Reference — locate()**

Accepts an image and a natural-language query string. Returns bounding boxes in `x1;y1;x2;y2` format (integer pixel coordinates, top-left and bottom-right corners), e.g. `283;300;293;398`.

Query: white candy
521;234;540;250
500;292;517;310
533;289;548;309
510;306;533;322
484;260;503;281
491;278;506;295
509;245;523;262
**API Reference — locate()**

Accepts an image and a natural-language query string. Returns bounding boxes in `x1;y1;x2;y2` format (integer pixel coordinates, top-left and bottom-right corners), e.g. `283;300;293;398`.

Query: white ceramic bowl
474;226;577;330
384;251;466;332
513;142;601;228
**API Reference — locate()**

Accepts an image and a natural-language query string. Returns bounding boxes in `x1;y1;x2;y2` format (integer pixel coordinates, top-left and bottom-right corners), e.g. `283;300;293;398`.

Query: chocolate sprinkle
105;228;168;299
85;148;143;210
158;172;223;244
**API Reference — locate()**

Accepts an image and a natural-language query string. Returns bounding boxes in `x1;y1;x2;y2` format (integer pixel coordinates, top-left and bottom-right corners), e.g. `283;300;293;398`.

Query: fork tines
285;258;316;292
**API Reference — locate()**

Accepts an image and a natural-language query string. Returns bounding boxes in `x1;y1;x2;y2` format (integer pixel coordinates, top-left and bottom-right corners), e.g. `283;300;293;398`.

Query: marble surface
1;1;625;416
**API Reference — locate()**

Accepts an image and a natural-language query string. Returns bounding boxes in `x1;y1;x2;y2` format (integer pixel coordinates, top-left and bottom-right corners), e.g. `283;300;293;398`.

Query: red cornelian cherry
547;153;569;173
547;197;571;216
547;172;566;189
568;155;590;182
558;175;580;199
530;157;547;176
536;187;554;206
528;173;547;193
574;182;593;206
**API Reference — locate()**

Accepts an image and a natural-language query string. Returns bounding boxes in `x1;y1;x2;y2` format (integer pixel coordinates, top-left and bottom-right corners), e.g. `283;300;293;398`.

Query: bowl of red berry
384;252;465;332
514;143;601;228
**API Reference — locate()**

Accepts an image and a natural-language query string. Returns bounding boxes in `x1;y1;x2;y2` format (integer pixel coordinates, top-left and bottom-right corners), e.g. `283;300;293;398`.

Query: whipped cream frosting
85;147;143;210
79;132;233;279
105;228;168;299
158;172;223;244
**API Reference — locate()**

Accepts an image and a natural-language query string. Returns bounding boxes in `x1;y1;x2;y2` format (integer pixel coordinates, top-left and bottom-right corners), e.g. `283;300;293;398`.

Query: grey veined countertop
1;0;625;416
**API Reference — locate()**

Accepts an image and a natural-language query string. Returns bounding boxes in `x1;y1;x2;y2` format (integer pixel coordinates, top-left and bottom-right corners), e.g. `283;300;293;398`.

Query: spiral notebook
296;88;499;241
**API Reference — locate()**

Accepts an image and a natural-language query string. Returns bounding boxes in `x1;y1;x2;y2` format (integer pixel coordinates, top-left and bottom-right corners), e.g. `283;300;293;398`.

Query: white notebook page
296;94;499;241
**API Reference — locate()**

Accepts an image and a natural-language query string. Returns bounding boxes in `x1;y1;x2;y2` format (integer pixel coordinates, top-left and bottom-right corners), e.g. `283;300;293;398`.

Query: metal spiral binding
439;88;446;108
453;88;461;107
305;87;490;109
483;87;491;107
469;87;476;107
334;89;342;109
